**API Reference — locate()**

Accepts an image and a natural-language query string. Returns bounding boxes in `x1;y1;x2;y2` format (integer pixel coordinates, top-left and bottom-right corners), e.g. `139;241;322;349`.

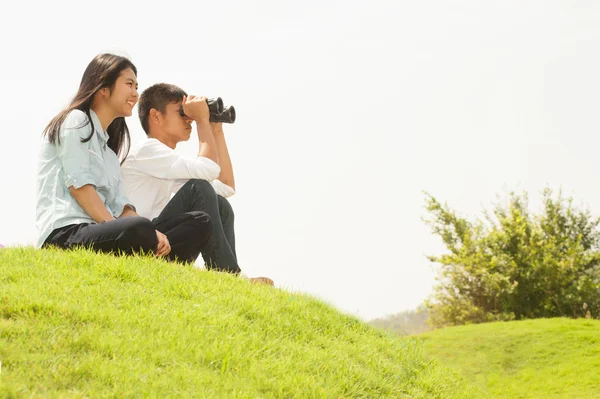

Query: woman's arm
71;186;170;256
69;185;115;223
57;111;116;222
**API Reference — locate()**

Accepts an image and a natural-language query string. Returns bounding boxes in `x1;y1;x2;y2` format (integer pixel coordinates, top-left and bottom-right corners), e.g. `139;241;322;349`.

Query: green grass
0;247;481;398
417;318;600;399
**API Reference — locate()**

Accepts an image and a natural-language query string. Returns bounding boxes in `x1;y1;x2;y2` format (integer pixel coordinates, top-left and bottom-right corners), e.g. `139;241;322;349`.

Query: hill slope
0;247;482;398
418;318;600;399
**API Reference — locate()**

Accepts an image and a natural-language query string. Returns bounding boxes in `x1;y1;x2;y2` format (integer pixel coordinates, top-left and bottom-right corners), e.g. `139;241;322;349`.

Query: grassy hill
0;247;482;398
417;318;600;399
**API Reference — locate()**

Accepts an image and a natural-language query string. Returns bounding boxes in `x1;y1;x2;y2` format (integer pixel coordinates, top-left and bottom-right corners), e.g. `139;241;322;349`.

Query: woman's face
107;68;139;117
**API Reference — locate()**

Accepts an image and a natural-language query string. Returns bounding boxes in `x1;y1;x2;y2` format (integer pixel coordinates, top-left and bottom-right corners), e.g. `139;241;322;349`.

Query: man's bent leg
217;195;236;261
152;179;241;273
153;211;213;264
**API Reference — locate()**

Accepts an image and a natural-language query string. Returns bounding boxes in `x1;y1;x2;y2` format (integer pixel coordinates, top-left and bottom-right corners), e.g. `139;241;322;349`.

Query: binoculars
179;97;236;124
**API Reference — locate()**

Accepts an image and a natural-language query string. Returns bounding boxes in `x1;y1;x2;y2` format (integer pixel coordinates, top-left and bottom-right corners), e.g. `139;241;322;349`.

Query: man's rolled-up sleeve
212;179;236;198
55;111;98;189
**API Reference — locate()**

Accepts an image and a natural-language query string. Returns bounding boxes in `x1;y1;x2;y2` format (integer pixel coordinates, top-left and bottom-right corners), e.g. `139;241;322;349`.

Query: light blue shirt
36;109;134;248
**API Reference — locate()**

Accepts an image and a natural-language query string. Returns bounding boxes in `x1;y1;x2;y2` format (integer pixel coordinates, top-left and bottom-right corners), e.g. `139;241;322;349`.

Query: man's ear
149;109;160;125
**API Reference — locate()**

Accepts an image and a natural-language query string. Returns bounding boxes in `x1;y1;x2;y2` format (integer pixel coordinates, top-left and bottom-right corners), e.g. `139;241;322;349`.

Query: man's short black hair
138;83;187;134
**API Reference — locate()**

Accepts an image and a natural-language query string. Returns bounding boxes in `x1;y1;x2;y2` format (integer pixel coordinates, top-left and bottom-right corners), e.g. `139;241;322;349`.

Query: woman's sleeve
55;110;100;189
109;179;137;218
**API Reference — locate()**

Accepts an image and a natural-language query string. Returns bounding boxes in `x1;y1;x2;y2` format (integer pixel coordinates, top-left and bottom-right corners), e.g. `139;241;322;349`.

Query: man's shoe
247;277;274;286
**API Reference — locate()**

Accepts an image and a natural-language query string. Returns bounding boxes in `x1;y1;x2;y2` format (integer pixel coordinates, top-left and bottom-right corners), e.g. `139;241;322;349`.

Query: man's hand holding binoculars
180;95;236;124
181;95;210;123
181;94;235;170
182;95;218;163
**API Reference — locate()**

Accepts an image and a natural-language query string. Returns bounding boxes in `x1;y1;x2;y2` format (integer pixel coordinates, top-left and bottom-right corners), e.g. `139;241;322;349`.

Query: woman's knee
121;217;157;251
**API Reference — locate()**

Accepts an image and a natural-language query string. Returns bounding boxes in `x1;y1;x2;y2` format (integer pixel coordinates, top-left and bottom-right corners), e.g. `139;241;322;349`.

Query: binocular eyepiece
180;97;236;124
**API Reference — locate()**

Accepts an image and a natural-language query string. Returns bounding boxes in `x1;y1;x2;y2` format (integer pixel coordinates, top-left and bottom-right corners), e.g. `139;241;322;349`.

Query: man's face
158;101;193;142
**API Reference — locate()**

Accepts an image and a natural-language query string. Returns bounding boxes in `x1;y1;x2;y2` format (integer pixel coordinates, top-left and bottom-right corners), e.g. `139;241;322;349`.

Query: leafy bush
424;188;600;327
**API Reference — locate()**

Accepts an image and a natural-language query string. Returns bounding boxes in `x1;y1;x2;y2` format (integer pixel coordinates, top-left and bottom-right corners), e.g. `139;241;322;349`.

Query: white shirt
121;138;235;220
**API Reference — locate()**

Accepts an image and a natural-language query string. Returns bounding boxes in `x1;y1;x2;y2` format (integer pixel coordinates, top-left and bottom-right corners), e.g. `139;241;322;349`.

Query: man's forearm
213;128;235;190
197;120;219;164
69;185;115;223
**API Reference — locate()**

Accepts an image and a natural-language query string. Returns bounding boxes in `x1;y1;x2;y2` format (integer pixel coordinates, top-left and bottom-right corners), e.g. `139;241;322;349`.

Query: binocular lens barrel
206;97;224;115
210;105;236;124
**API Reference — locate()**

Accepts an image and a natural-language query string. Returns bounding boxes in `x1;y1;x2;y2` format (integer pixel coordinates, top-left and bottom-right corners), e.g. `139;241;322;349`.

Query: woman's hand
155;230;171;257
119;205;138;218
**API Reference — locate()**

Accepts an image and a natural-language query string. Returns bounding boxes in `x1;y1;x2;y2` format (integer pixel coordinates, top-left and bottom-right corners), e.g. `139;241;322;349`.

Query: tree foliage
424;188;600;328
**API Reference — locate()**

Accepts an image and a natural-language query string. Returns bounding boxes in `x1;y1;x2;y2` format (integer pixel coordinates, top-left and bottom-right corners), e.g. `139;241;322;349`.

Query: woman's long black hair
43;53;137;162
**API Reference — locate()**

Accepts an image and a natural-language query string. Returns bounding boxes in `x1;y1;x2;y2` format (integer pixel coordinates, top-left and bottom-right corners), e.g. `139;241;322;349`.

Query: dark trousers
44;179;239;273
153;179;240;274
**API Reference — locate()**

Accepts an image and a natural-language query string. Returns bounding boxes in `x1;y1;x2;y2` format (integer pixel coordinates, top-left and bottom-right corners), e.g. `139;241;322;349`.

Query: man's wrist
196;119;212;132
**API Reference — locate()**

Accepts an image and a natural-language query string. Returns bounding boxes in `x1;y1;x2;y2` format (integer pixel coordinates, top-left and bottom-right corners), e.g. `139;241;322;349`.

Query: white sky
1;0;600;320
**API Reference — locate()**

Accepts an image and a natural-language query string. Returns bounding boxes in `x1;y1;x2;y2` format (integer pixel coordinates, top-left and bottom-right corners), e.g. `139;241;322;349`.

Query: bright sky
2;0;600;320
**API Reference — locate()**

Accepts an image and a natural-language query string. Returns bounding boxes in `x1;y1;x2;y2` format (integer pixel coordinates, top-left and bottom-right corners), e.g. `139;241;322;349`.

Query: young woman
36;53;210;260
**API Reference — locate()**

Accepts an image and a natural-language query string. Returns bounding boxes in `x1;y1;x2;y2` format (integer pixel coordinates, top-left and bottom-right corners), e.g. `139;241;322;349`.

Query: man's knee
188;211;213;234
178;211;213;246
185;179;216;196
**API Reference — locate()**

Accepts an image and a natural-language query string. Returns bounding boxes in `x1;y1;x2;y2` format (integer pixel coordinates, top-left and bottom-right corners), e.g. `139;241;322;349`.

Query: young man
121;83;273;285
